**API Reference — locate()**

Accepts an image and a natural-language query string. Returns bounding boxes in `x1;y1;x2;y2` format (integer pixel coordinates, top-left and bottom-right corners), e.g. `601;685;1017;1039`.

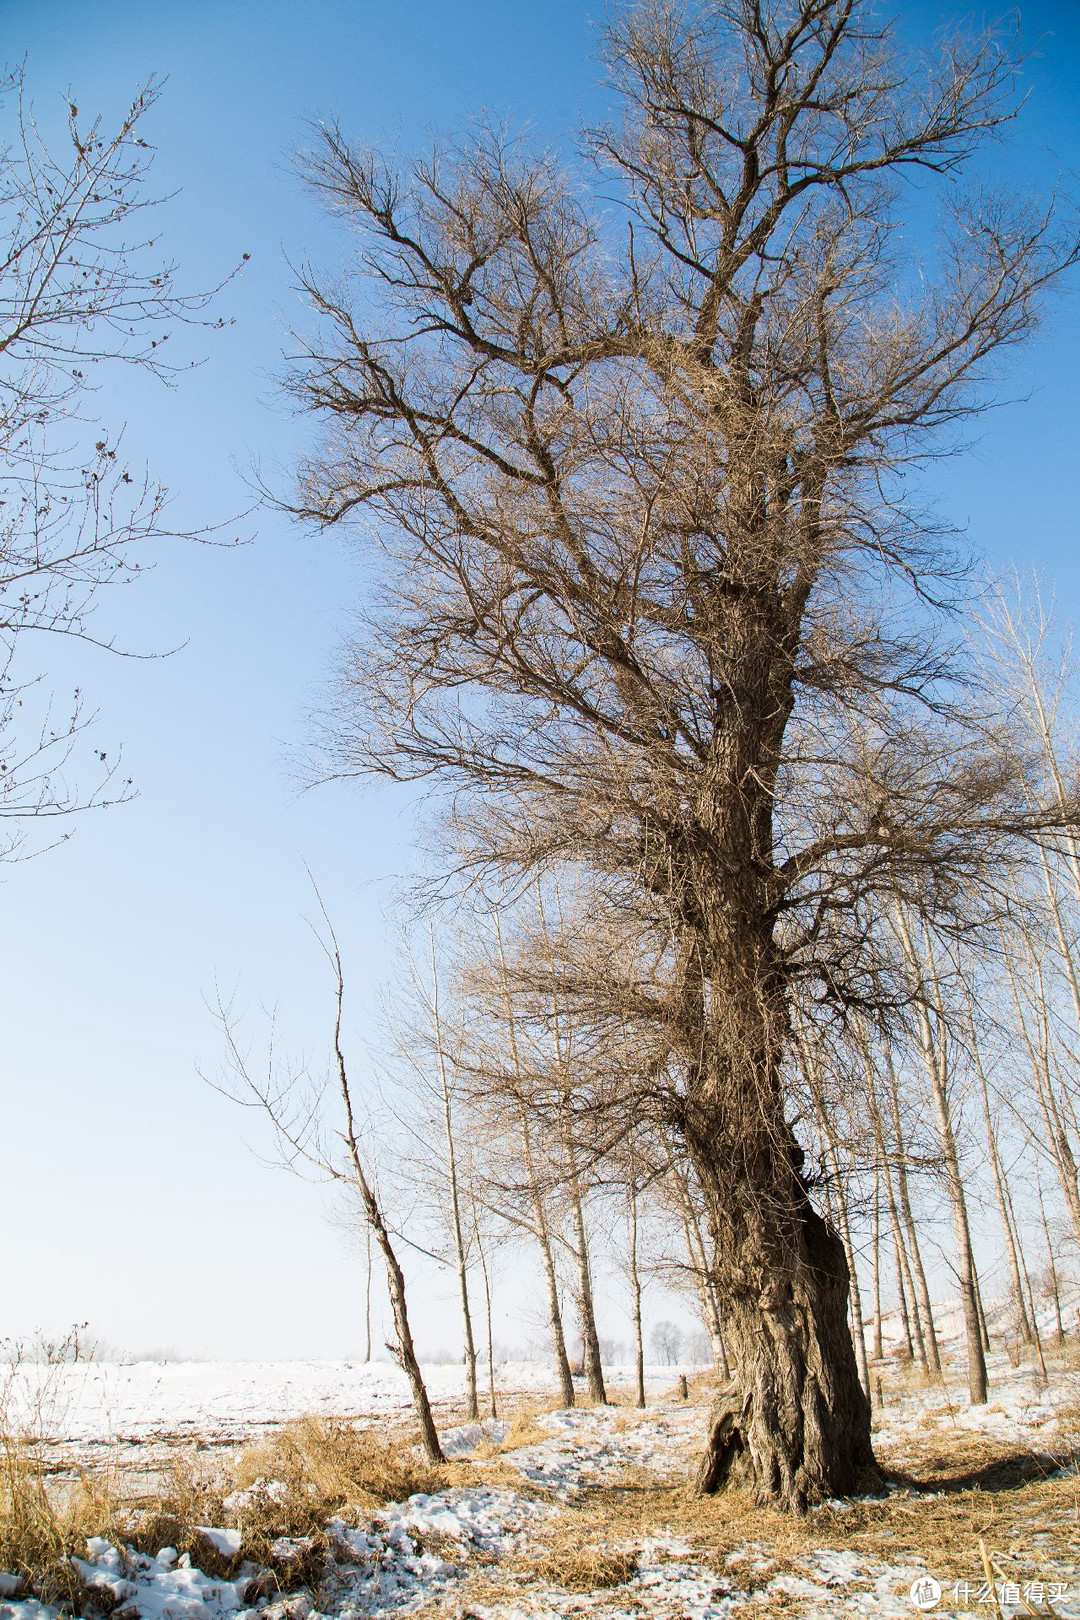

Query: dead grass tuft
495;1403;553;1451
0;1435;130;1608
531;1544;638;1590
234;1416;442;1518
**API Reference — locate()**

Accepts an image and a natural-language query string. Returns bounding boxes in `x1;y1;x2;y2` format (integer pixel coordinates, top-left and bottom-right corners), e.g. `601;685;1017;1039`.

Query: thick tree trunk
684;1089;874;1505
675;907;875;1509
692;1178;875;1509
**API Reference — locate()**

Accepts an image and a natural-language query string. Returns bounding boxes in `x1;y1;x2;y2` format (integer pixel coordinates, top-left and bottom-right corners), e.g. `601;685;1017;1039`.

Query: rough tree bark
686;941;873;1508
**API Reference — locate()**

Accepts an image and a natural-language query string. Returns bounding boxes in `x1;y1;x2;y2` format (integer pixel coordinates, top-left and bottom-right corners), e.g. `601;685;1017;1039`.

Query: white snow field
1;1340;1078;1620
0;1360;675;1472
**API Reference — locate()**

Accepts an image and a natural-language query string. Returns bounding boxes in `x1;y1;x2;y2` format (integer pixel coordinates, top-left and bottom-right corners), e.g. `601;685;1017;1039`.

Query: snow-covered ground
2;1340;1078;1620
0;1359;679;1469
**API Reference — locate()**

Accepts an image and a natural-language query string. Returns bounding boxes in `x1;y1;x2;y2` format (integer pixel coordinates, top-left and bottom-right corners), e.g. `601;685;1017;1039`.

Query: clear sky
1;0;1078;1362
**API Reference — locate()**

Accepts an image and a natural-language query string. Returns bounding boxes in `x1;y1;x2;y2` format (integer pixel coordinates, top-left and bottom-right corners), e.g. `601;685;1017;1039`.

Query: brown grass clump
234;1416;442;1517
0;1435;129;1608
531;1544;638;1590
495;1403;553;1451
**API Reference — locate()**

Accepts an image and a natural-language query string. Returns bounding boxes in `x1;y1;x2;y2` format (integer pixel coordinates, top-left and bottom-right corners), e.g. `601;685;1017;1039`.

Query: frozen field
2;1334;1079;1619
1;1357;676;1469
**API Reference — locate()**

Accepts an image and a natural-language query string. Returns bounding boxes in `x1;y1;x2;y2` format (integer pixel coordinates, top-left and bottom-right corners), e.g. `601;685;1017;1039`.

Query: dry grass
487;1401;555;1452
530;1542;638;1590
234;1415;441;1516
0;1434;130;1607
0;1414;449;1609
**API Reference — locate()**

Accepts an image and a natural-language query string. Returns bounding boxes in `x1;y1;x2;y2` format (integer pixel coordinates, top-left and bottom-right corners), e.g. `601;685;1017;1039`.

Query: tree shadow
885;1448;1074;1496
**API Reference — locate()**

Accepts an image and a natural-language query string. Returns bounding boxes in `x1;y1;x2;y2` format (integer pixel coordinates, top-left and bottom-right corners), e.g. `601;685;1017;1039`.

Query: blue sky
1;0;1078;1361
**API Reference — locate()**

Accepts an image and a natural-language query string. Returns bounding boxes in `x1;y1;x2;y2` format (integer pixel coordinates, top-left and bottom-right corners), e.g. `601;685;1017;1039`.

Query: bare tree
650;1320;683;1367
208;901;445;1464
0;70;230;854
287;0;1079;1506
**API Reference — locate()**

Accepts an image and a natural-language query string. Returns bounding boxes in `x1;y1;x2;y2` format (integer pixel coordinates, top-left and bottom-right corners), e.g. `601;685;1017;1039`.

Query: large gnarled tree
286;0;1078;1508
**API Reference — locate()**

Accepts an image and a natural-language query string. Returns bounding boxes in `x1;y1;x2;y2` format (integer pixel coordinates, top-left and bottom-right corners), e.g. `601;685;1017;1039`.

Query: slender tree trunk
539;890;606;1406
524;1115;576;1407
1002;936;1080;1248
871;1171;884;1362
866;1069;921;1367
628;1175;646;1409
973;1036;1033;1346
363;1221;373;1364
883;1049;942;1376
973;1266;992;1352
566;1162;607;1403
831;1162;870;1397
430;930;479;1421
493;911;575;1407
1037;1180;1065;1344
892;1205;916;1364
670;1161;731;1378
324;923;444;1463
1005;1173;1049;1377
474;1217;499;1419
896;909;988;1405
